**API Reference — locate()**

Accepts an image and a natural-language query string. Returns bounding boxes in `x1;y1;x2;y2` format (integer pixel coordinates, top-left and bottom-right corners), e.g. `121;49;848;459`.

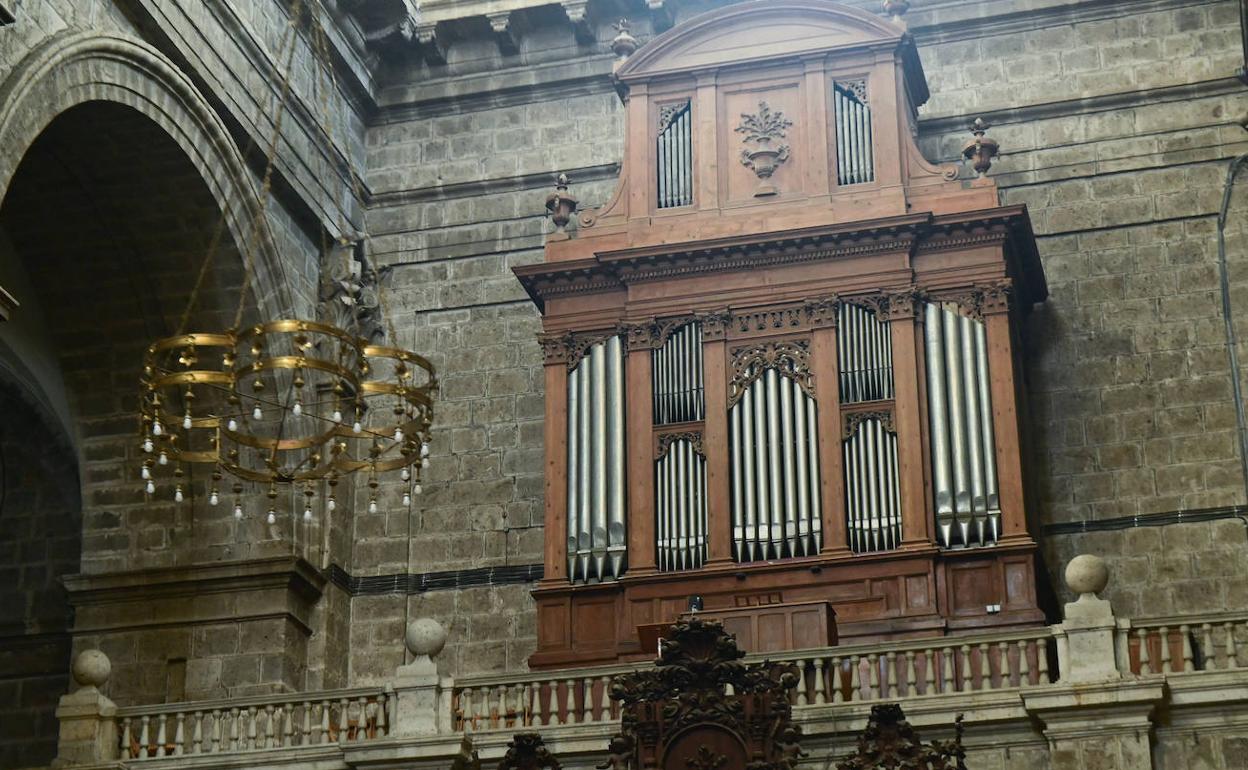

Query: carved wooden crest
836;704;965;770
602;618;803;770
499;733;562;770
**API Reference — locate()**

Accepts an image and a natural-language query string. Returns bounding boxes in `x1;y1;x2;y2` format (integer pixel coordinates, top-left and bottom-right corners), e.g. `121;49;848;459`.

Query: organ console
515;0;1051;668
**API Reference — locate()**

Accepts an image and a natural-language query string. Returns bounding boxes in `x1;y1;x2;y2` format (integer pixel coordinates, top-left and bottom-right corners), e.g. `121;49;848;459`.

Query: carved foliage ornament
736;101;793;196
836;704;966;770
499;733;562;770
657;432;705;460
660;101;691;133
606;618;803;770
932;280;1012;321
842;409;896;441
540;330;621;369
730;339;813;406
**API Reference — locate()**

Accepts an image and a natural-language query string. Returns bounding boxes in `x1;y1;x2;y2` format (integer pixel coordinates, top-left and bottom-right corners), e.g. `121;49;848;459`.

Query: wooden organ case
515;0;1050;668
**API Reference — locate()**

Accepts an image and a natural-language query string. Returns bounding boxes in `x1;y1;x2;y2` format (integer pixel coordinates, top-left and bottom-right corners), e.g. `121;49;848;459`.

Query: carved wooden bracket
842;409;896;440
836;704;965;770
729;339;813;406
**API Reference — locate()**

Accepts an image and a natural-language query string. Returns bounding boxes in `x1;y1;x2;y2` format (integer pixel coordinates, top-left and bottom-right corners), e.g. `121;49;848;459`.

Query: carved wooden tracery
836;704;966;770
729;339;813;406
605;618;804;770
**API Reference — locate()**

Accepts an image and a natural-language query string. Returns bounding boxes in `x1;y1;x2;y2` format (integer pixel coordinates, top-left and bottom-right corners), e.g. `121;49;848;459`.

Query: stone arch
0;30;294;321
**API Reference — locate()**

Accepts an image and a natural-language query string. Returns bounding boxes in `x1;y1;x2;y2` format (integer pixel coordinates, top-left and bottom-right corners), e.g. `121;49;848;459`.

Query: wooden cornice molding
514;206;1044;312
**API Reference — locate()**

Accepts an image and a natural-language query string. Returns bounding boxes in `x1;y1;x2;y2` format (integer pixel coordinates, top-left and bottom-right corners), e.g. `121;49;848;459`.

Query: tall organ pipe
924;303;1001;548
566;337;627;583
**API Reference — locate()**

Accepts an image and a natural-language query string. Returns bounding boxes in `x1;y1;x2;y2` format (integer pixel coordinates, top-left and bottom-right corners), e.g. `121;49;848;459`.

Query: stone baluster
959;645;972;691
120;718;132;759
377;693;389;737
521;683;534;726
262;705;274;748
998;642;1010;689
562;679;575;724
357;697;369;740
1018;640;1031;686
867;654;880;700
582;677;593;722
923;650;936;695
794;662;808;706
249;707;261;750
459;688;473;729
139;716;151;758
317;701;329;744
1201;623;1215;669
1158;627;1172;673
885;651;897;698
228;708;240;751
942;648;955;693
977;643;989;690
208;709;220;752
849;656;862;702
1226;622;1240;669
1136;628;1151;675
336;698;349;744
813;658;827;704
283;704;295;745
174;712;185;755
301;701;311;745
1037;642;1050;683
1180;625;1194;672
905;650;917;697
830;657;843;704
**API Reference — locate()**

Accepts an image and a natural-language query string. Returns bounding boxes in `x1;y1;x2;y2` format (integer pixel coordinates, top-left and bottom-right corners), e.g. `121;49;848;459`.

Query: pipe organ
517;0;1050;668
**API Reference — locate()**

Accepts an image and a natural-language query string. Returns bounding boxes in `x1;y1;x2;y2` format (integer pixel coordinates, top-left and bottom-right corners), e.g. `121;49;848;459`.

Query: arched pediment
616;0;904;81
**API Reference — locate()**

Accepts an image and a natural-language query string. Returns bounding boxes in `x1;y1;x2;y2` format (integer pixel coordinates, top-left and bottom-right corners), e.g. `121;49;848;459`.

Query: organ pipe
924;302;1000;548
729;370;822;562
652;322;705;424
838;302;894;403
843;416;902;553
657;103;693;209
835;84;874;186
566;336;627;583
655;437;707;571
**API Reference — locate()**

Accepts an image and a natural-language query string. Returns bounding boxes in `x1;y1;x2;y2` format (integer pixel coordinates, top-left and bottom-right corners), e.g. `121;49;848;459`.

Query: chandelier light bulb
394;428;404;442
183;413;193;430
143;438;154;453
174;487;184;503
141;466;151;480
421;442;430;458
327;496;336;512
267;509;277;524
402;492;411;507
414;483;422;495
253;404;263;420
368;498;378;514
209;490;219;506
401;467;410;481
152;420;163;436
353;420;362;433
292;400;303;417
145;480;155;495
227;418;238;432
158;451;169;466
233;504;243;520
303;506;313;521
332;409;343;423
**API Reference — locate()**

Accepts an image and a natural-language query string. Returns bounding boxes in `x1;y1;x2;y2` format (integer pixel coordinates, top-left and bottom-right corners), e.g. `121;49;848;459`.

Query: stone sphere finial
72;649;111;689
1065;554;1109;598
405;617;448;660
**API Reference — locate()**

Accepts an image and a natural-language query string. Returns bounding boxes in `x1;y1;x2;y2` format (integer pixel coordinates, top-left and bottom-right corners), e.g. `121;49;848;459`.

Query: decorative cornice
657;431;704;460
842;409;896;440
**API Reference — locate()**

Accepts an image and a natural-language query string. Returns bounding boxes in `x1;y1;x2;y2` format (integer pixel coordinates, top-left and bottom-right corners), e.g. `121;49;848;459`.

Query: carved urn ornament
602;618;804;770
837;704;966;770
961;118;999;177
546;173;578;231
611;19;639;59
883;0;910;22
736;102;793;196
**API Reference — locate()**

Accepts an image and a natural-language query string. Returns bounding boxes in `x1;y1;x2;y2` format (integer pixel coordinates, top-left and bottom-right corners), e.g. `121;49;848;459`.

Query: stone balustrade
49;555;1248;769
116;687;392;759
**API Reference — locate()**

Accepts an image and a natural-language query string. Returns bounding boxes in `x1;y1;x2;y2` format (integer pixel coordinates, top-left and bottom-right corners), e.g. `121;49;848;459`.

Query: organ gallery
515;0;1049;668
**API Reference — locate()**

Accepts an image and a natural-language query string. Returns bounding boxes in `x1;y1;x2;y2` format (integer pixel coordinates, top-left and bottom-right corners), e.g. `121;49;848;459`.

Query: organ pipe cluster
655;438;708;571
657;103;693;209
729;368;823;562
924;302;1000;548
838;302;894;403
844;416;902;553
566;336;627;582
652;322;705;424
835;84;875;186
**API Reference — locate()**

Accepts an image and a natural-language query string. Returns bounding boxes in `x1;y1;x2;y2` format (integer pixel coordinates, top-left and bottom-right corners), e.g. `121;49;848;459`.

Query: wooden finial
962;118;999;178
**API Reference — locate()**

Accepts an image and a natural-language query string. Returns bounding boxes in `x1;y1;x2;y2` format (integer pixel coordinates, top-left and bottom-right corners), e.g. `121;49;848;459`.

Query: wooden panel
573;600;617;648
537;601;570;649
949;562;997;616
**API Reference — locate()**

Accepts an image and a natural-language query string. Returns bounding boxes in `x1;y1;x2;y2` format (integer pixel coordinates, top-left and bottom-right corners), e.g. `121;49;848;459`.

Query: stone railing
115;687;391;759
1118;611;1248;675
451;626;1057;731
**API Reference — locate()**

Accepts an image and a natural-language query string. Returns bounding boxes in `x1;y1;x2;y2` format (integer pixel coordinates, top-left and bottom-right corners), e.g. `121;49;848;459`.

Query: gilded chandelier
137;0;434;521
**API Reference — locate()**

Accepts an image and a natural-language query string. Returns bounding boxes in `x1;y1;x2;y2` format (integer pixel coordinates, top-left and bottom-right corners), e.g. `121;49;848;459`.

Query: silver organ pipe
566;336;627;583
729;367;822;562
655;437;707;571
924;302;1000;548
844;416;902;553
652;322;705;424
838;302;894;403
657;103;693;209
835;83;874;186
